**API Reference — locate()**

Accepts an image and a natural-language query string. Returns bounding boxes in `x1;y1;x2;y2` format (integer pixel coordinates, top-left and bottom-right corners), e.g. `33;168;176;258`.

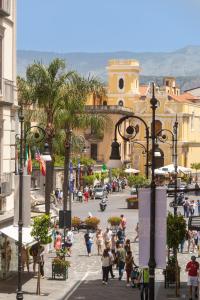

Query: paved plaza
0;189;199;299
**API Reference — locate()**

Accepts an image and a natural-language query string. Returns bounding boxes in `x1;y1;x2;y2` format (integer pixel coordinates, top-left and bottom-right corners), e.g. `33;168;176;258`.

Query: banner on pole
138;187;167;269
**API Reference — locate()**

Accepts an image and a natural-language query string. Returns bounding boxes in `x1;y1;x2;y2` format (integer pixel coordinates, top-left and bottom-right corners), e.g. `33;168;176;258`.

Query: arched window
151;120;162;136
103;101;107;106
118;78;124;90
118;100;124;107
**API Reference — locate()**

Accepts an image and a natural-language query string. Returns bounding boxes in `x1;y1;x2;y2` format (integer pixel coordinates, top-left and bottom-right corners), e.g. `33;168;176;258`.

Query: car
94;188;106;199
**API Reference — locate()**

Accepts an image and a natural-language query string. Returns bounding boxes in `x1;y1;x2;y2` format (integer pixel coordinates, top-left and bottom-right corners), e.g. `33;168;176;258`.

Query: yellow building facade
84;59;200;175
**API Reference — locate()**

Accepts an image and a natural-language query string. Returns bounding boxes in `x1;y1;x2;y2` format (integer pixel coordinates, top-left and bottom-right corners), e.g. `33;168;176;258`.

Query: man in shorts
186;255;199;300
65;228;74;257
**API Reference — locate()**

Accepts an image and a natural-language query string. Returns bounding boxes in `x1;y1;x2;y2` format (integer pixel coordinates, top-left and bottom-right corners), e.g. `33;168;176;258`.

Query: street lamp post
148;84;158;300
107;83;160;300
16;106;50;300
157;116;178;215
16;107;24;300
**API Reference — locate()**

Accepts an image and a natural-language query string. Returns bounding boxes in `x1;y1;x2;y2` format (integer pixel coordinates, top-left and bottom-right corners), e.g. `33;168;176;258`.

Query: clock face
119;78;124;90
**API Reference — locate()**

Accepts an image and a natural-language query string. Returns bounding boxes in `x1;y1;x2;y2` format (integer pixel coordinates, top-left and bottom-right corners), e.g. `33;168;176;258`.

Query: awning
0;225;37;247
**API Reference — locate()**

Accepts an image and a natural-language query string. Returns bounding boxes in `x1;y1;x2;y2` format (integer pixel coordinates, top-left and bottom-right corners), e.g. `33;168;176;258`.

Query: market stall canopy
124;168;140;174
0;225;37;247
155;164;192;175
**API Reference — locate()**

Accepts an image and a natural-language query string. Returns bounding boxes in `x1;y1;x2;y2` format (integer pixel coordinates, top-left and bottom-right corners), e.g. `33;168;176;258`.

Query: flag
27;147;32;175
101;164;107;172
35;149;46;176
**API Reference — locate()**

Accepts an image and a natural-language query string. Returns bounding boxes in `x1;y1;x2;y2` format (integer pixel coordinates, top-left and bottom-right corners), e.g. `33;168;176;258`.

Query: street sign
138;187;167;269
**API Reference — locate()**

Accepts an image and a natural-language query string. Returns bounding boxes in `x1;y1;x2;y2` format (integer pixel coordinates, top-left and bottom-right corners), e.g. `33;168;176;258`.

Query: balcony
0;78;14;105
0;0;11;17
85;105;133;115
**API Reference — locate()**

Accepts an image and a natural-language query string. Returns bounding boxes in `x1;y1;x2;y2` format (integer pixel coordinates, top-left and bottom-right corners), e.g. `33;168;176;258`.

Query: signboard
139;187;167;269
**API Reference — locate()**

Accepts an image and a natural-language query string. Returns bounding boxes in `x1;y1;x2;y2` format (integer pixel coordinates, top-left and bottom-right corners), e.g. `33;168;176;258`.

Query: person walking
54;231;62;251
116;243;126;280
103;228;112;249
22;246;29;272
120;214;127;232
65;228;74;257
197;200;200;216
124;239;131;254
77;189;83;202
96;229;104;256
183;198;190;218
139;267;149;300
125;250;135;286
84;231;93;256
84;190;89;203
108;247;115;279
187;230;195;253
101;249;111;285
186;256;199;300
134;223;139;242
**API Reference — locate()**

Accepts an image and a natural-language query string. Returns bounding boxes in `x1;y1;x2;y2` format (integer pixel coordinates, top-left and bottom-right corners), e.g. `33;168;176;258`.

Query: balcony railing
0;0;11;17
85;105;133;115
0;78;14;104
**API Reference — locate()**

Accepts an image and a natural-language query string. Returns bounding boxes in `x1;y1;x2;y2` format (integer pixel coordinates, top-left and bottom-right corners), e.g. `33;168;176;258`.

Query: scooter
99;198;107;211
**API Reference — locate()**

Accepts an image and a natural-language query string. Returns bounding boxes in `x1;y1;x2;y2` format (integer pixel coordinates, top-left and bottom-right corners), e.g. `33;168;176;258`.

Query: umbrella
124;168;140;174
155;164;192;174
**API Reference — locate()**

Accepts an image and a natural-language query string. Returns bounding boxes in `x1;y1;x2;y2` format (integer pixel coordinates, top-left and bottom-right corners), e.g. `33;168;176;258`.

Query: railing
0;78;14;104
0;172;12;196
0;0;11;16
85;105;133;114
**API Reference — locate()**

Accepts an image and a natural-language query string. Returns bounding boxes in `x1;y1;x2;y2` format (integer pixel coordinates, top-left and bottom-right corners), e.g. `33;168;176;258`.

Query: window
151;120;162;136
118;100;124;107
0;37;2;92
91;144;98;161
103;101;107;106
118;78;124;90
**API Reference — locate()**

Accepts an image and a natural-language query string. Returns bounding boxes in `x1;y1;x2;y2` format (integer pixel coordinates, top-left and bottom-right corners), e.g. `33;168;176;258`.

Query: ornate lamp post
107;83;160;300
157;116;178;215
16;106;50;300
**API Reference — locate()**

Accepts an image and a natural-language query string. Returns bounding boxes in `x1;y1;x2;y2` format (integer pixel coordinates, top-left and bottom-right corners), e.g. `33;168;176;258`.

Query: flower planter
126;196;138;209
52;263;68;280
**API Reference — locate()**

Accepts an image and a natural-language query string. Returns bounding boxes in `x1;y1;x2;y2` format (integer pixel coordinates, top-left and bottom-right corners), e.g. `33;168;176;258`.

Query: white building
0;0;17;213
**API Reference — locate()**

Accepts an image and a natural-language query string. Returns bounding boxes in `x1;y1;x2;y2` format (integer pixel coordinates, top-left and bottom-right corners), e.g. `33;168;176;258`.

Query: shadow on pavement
0;272;38;294
67;278;140;300
156;281;188;299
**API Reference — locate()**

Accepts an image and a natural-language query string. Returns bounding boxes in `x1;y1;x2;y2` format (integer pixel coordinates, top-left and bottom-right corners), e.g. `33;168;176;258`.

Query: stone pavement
0;189;198;299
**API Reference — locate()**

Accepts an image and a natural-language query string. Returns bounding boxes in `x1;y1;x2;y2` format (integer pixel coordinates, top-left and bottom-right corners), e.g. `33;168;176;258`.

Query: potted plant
126;196;139;209
72;216;82;231
84;216;100;231
107;216;121;230
164;212;186;288
52;257;70;280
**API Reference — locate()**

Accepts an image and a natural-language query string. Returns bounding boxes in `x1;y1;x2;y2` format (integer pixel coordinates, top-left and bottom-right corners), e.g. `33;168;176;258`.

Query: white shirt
66;231;74;243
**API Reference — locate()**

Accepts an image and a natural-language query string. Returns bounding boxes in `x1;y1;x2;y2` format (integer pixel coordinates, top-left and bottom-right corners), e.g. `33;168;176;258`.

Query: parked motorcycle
99;198;107;211
169;192;185;207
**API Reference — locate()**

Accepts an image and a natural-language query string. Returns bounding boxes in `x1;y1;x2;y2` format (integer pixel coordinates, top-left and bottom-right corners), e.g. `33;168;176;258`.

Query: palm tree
191;162;200;182
57;73;109;210
18;58;74;213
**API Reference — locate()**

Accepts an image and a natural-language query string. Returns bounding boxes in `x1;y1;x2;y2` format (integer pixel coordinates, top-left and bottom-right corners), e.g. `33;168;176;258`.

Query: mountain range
17;46;200;91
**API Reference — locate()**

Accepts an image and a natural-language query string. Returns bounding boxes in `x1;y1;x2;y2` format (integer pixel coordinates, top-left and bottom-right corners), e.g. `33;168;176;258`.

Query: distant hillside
17;46;200;91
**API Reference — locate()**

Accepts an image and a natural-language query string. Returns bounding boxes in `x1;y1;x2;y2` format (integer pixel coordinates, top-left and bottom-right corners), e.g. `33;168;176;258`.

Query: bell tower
106;59;140;109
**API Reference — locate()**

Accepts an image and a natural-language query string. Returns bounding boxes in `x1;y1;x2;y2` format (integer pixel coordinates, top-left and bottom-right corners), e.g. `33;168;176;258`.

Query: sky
17;0;200;53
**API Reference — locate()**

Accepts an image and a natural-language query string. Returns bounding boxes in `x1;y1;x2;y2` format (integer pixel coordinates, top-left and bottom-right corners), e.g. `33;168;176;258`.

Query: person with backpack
84;231;93;256
139;267;149;300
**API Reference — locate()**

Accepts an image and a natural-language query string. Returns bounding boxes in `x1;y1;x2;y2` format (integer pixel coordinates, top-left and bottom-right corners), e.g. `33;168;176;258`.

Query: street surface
0;188;199;299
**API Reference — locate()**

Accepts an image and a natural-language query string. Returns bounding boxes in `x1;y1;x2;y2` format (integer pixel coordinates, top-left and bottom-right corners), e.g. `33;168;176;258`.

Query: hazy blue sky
17;0;200;53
